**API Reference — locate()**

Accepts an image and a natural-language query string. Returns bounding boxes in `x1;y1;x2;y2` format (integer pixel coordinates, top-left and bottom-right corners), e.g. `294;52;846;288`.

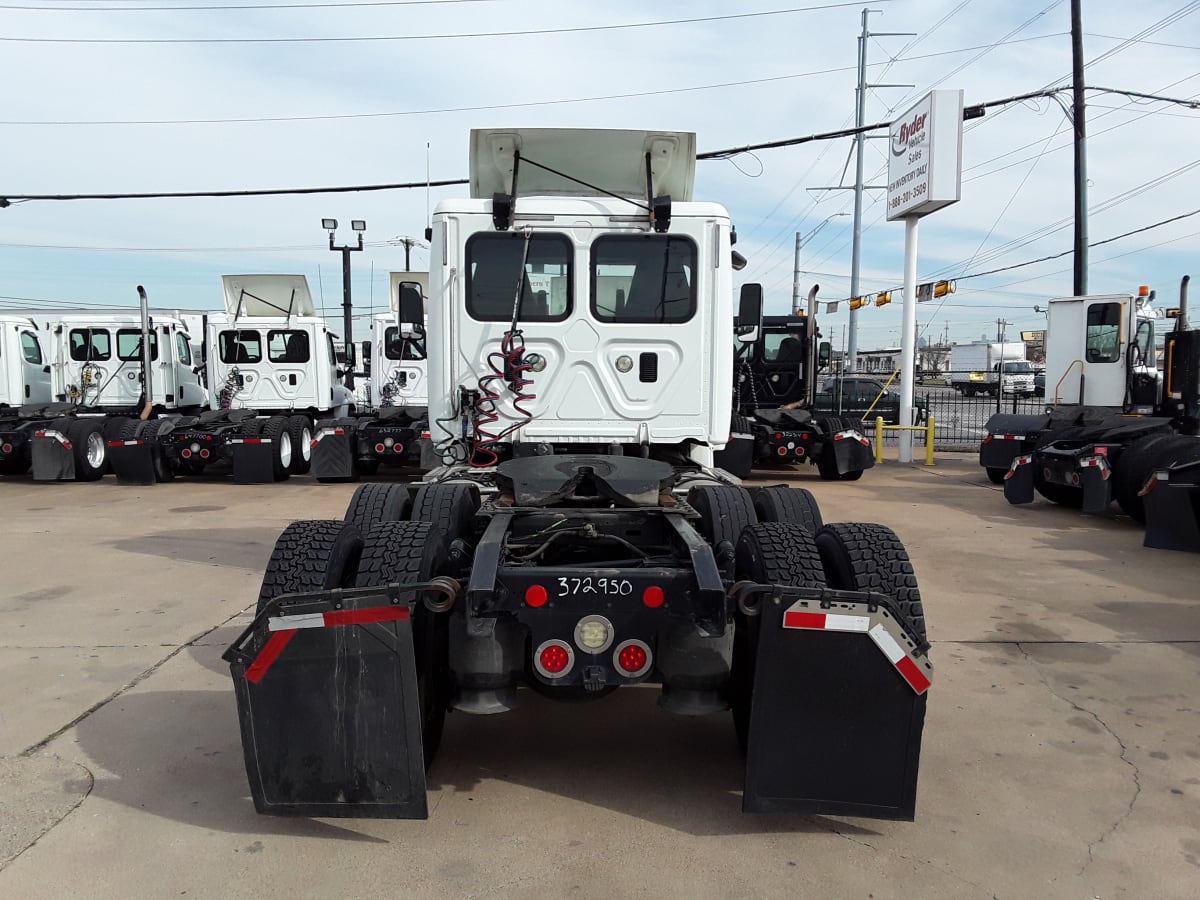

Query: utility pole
398;236;417;272
1071;0;1088;295
813;9;912;374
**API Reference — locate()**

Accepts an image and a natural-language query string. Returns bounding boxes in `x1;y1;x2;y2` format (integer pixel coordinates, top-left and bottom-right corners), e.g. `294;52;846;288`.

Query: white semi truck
310;273;429;480
225;128;933;822
109;275;355;483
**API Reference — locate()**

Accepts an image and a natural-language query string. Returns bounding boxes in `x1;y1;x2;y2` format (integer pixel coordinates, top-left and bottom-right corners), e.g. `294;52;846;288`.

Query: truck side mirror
818;342;832;366
344;343;356;368
398;282;424;325
736;283;763;343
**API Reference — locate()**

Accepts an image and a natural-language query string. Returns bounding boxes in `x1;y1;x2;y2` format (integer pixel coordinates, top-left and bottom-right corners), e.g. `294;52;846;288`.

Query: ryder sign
887;90;963;221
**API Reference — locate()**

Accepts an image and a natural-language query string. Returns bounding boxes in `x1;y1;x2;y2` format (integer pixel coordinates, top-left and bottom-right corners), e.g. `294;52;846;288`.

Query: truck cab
0;316;52;409
208;275;344;414
44;313;204;412
427;128;732;467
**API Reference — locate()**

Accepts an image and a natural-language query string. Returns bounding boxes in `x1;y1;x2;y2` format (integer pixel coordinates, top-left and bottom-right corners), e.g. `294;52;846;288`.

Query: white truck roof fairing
221;275;315;318
470;128;696;202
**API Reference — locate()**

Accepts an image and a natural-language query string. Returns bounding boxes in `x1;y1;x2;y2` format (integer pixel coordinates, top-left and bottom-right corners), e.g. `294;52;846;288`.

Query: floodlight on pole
321;218;338;231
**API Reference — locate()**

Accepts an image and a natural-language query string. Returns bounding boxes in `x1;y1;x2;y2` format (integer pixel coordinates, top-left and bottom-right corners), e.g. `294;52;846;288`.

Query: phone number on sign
889;181;927;210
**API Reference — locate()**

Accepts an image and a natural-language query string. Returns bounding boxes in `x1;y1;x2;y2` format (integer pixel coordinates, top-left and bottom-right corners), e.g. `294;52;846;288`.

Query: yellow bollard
874;416;885;464
925;415;936;466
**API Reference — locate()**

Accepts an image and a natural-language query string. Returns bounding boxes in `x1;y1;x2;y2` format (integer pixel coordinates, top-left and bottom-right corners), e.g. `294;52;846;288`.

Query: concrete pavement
0;458;1197;898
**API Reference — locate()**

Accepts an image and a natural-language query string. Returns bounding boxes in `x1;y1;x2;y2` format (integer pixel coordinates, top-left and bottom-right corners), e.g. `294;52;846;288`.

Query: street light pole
323;218;366;391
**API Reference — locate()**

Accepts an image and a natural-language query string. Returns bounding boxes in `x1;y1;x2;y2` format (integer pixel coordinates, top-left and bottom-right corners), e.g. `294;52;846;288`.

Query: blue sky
2;0;1198;346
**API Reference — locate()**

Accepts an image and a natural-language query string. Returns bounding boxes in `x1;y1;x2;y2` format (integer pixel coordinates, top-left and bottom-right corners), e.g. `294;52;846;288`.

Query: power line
0;3;891;44
0;33;1067;127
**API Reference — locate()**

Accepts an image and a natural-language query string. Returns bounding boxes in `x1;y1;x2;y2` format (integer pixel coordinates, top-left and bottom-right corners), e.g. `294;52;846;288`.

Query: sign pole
899;216;918;462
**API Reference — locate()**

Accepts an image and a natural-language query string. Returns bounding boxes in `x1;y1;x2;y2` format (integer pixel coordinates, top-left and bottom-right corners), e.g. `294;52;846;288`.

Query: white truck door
19;329;52;403
0;327;14;404
173;329;205;408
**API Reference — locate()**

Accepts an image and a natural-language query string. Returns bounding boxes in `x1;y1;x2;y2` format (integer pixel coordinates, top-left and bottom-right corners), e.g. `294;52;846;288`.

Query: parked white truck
109;275;355;483
949;341;1035;397
310;273;429;480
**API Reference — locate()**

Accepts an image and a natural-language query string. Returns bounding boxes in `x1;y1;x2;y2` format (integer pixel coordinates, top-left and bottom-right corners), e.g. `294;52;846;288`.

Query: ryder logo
892;111;928;156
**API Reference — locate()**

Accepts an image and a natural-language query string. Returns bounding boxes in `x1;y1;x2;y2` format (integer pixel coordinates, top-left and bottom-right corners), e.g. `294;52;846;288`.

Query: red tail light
524;584;548;608
374;443;386;453
534;640;574;679
614;640;651;676
774;432;783;440
393;442;404;453
776;446;788;456
199;448;211;459
794;447;805;457
181;449;192;459
0;443;11;454
642;585;665;609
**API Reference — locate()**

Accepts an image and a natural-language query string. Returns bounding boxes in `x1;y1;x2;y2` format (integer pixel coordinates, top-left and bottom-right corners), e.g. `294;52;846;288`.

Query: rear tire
66;418;107;481
286;415;312;475
258;415;292;482
355;521;450;769
731;523;826;754
688;485;757;573
814;522;925;641
410;483;479;542
257;520;363;615
344;483;412;532
753;485;823;533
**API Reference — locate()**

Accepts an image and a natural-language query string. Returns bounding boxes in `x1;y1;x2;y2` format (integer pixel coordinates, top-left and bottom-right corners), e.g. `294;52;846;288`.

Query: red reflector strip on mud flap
782;600;931;694
1080;455;1112;480
245;604;410;682
1005;454;1032;480
833;429;870;447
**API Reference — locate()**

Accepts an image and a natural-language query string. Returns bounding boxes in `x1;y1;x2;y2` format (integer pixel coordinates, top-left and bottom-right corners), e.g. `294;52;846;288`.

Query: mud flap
743;593;929;820
832;429;874;475
713;433;754;479
311;428;355;480
1003;454;1035;504
1078;456;1113;515
230;438;276;484
108;439;157;486
31;429;74;481
223;586;429;818
1143;462;1200;553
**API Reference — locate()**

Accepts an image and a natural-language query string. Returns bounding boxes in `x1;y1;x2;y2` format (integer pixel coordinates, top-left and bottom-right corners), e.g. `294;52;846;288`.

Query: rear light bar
613;639;652;677
534;640;574;679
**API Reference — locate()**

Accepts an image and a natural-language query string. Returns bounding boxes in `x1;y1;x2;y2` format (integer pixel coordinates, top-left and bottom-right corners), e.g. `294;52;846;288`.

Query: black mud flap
108;439;157;486
31;428;74;481
832;429;874;475
713;433;754;479
1143;462;1200;553
1078;455;1114;515
223;586;429;818
230;438;276;484
743;593;930;820
311;428;355;480
1003;453;1035;504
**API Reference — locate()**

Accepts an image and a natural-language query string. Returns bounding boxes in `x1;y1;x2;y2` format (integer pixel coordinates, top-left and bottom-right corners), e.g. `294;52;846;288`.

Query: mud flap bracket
223;583;430;818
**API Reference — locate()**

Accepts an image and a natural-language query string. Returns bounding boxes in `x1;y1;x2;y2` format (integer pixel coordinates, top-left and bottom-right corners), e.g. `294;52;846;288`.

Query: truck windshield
466;233;571;322
591;235;696;324
1001;361;1032;373
762;331;806;363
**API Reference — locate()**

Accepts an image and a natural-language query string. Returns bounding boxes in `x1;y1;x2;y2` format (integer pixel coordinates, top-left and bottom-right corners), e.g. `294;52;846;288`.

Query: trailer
982;281;1200;532
224;128;932;821
311;273;430;481
716;306;873;480
109;275;356;484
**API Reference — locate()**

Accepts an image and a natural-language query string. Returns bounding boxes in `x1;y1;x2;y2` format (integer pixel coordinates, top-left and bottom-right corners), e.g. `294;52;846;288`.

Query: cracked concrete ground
0;458;1197;898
